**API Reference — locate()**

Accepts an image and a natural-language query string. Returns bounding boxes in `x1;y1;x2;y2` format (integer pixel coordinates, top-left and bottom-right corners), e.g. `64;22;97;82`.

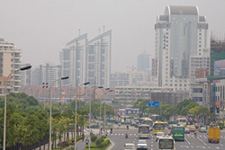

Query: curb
106;139;114;150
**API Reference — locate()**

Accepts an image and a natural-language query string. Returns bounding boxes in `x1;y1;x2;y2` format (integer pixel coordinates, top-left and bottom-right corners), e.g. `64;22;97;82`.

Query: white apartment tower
87;30;111;87
155;6;208;90
0;38;21;95
61;34;88;87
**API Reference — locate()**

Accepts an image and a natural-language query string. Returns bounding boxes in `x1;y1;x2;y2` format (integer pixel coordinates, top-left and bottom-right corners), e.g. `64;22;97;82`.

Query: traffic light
216;106;219;113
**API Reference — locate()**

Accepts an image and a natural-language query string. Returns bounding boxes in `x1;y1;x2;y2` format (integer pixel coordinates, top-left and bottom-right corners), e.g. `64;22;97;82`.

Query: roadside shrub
218;123;224;129
91;135;97;142
77;136;84;141
96;138;104;146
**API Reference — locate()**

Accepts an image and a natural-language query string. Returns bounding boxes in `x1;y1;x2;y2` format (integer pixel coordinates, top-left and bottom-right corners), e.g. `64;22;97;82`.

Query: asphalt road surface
107;126;225;150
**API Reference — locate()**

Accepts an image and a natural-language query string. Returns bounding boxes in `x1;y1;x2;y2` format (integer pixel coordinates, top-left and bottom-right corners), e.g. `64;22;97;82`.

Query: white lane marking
196;146;205;149
216;147;219;149
181;145;189;148
106;139;114;150
151;145;153;147
115;134;117;135
185;135;191;145
219;144;223;146
197;136;207;146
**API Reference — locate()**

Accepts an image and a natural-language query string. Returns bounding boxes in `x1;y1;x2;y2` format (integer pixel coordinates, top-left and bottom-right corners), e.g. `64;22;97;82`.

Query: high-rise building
0;38;22;95
110;70;151;88
155;6;208;90
31;63;61;86
20;63;32;86
137;51;150;72
87;30;111;87
61;33;88;87
61;30;112;88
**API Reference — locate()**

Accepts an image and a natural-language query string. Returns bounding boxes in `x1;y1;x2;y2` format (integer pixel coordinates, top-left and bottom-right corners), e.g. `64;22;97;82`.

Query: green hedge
85;136;110;149
68;136;84;145
91;135;97;142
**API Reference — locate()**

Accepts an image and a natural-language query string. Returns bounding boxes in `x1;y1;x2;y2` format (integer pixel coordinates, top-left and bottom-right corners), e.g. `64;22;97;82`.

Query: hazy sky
1;0;225;72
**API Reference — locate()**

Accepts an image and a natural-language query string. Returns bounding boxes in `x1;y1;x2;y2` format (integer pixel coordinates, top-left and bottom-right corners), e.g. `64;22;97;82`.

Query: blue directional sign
147;101;159;108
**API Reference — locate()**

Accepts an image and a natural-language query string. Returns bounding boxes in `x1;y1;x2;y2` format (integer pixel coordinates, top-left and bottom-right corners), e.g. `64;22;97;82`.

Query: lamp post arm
3;68;20;150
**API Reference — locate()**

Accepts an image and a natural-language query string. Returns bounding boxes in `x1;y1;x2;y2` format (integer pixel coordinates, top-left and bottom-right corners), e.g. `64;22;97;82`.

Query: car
156;132;165;142
189;125;196;132
199;126;207;133
124;143;136;150
185;127;190;134
137;140;148;150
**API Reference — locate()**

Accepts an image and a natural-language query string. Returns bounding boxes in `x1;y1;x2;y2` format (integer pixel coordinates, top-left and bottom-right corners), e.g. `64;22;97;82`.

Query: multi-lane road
107;126;225;150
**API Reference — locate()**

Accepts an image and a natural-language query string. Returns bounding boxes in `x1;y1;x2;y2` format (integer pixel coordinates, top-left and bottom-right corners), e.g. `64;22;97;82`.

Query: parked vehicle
153;121;165;135
138;124;150;139
137;140;148;150
156;132;165;142
124;143;136;150
158;136;175;150
184;127;190;134
189;125;196;132
208;124;220;143
168;121;178;129
199;126;207;133
171;125;185;141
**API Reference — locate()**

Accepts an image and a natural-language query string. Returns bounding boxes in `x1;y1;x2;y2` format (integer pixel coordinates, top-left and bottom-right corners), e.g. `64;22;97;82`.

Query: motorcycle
125;133;128;139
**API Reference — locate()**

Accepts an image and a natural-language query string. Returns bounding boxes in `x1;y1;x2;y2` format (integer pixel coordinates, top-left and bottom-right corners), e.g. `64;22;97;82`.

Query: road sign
147;101;159;108
126;109;139;114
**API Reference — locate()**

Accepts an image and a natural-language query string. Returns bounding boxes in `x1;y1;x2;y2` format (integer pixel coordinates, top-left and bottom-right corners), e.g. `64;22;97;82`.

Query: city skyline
1;0;225;72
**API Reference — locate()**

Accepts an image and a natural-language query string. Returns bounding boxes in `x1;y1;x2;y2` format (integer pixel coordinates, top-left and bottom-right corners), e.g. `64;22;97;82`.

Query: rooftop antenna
103;26;105;33
79;29;81;36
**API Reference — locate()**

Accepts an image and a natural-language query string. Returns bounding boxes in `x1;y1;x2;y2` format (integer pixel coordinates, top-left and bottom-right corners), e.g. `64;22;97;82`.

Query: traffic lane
108;129;158;150
108;128;139;150
196;131;225;150
174;134;191;150
186;132;210;149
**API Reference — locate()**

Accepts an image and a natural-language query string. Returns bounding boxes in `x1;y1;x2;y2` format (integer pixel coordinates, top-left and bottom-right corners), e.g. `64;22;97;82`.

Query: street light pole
3;65;32;150
75;82;89;150
98;87;104;132
42;82;48;110
49;76;69;150
89;86;102;150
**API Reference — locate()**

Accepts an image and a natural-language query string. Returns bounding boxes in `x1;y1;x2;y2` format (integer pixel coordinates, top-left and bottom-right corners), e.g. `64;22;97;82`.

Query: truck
208;124;220;143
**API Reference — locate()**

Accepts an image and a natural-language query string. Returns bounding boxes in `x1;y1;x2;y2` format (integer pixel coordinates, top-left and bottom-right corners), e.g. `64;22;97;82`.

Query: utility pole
103;102;106;132
42;82;48;110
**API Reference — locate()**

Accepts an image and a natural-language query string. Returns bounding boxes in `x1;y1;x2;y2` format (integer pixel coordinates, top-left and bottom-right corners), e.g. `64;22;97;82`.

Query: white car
137;140;148;150
156;132;165;142
124;143;136;150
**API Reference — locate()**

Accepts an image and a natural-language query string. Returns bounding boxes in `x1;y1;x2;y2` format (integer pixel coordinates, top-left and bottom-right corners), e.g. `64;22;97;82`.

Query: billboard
214;59;225;78
195;68;208;78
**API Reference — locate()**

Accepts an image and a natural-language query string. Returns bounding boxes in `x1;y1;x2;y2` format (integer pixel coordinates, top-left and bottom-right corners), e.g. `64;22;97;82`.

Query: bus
158;136;175;150
153;121;165;135
171;125;185;141
151;114;163;122
176;118;187;127
141;117;154;131
138;124;150;139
